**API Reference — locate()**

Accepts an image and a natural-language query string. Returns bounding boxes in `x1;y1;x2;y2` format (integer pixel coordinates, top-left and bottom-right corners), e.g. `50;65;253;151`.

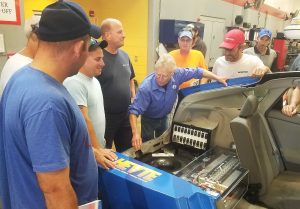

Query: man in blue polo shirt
128;54;227;150
0;1;101;208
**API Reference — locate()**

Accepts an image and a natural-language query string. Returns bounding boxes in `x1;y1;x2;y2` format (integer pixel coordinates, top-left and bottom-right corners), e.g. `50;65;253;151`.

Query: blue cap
258;28;272;38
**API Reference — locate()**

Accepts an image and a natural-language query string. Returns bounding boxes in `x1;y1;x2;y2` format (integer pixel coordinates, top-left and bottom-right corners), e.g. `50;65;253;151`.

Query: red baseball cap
219;29;245;49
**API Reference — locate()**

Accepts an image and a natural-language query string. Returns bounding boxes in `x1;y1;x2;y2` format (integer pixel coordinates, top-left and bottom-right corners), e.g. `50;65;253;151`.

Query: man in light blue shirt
129;54;227;150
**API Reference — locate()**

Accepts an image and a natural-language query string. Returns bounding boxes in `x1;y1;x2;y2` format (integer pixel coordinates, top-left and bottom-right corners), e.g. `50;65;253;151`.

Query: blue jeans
141;115;168;141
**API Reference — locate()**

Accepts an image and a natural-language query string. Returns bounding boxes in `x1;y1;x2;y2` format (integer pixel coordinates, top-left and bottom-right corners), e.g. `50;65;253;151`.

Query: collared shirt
128;67;203;119
243;46;277;69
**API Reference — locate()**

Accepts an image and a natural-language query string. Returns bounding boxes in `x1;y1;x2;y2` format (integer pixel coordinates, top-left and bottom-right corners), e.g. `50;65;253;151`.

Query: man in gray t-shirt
244;28;277;72
96;18;136;152
64;39;117;170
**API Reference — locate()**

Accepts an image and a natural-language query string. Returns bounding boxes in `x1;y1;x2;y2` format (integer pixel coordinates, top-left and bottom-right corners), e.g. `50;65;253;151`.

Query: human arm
282;86;300;117
79;106;116;170
130;79;136;102
252;65;272;77
202;69;228;86
251;57;272;77
129;61;136;102
129;113;142;150
36;167;77;209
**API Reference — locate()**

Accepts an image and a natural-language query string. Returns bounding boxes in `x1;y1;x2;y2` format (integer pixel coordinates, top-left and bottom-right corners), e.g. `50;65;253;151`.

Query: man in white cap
212;29;270;78
169;29;208;89
0;15;40;96
244;28;277;72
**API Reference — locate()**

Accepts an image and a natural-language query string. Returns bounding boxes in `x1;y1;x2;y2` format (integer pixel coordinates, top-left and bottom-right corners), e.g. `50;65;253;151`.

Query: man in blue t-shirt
0;1;101;208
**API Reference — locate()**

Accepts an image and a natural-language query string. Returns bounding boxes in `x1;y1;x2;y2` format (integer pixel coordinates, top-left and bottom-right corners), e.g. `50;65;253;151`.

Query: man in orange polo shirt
169;29;208;89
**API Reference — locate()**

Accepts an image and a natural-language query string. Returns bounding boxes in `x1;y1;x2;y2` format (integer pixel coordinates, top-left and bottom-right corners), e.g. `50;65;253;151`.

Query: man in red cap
212;29;270;78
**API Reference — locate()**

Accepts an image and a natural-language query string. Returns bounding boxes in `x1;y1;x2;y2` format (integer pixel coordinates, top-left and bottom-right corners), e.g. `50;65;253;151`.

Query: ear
239;43;246;50
73;39;87;58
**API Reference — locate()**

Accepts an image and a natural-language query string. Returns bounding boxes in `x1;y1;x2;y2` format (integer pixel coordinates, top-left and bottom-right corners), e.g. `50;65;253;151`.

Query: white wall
147;0;294;73
265;0;300;13
160;0;285;33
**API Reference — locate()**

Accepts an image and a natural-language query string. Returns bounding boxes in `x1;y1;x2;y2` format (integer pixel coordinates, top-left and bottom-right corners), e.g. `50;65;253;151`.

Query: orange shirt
169;49;208;89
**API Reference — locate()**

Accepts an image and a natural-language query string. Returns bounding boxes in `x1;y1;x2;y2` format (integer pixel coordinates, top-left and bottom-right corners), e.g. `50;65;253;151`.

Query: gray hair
155;54;176;73
24;15;40;39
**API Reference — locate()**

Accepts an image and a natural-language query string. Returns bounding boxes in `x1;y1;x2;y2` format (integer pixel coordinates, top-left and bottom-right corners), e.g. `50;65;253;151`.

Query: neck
79;68;93;78
19;46;35;59
31;48;71;83
105;44;118;54
180;49;189;56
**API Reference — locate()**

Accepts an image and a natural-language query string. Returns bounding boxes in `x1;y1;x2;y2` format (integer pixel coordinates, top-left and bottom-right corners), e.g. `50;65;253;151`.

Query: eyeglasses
90;38;99;47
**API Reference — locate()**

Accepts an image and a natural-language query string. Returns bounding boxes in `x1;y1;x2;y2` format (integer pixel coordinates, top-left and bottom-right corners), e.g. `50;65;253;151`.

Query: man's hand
282;104;298;117
132;132;142;151
252;66;270;77
93;148;117;170
216;76;228;86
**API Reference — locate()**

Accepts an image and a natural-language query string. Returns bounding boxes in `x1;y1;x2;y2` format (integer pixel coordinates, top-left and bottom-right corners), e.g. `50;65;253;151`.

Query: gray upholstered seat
230;95;300;209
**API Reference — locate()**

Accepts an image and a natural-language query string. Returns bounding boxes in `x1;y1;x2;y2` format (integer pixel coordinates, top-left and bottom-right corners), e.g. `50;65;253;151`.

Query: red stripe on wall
222;0;286;19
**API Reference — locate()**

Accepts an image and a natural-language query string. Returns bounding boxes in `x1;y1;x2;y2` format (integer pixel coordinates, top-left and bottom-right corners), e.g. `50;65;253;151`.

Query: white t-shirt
212;54;265;78
0;53;32;96
64;72;106;148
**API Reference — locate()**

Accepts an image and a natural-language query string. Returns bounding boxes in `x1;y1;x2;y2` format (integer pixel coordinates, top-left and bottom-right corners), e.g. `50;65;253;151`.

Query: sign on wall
0;0;21;25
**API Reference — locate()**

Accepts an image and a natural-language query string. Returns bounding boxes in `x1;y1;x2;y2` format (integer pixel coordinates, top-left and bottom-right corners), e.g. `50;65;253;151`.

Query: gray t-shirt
289;54;300;71
96;49;135;113
64;72;106;147
243;46;277;70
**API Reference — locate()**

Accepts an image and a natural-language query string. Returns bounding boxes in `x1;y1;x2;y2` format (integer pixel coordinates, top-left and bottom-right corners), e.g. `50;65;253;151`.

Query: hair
43;35;89;57
24;15;40;39
155;54;176;73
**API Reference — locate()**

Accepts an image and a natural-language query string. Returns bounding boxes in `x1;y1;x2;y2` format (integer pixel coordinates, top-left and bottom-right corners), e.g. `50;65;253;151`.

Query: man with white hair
0;15;40;96
129;54;227;150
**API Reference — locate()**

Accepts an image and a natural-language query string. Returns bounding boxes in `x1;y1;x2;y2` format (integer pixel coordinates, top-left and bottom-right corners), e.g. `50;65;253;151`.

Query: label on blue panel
115;158;162;182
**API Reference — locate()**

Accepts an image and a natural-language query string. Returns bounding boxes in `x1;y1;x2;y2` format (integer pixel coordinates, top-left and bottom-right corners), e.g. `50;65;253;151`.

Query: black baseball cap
37;1;101;42
89;38;108;50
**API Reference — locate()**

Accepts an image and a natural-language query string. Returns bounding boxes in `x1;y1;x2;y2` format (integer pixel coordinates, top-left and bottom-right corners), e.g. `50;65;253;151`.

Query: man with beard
212;29;271;78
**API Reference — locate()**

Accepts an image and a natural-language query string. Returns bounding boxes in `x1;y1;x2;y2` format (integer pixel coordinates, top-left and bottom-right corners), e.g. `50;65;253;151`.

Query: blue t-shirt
0;66;98;209
128;67;203;118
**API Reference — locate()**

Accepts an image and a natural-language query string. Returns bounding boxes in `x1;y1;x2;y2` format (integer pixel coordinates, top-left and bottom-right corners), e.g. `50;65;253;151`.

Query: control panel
171;122;211;151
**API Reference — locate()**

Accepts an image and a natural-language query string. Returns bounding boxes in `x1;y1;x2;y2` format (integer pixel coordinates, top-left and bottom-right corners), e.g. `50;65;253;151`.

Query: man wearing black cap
64;38;117;170
0;1;101;208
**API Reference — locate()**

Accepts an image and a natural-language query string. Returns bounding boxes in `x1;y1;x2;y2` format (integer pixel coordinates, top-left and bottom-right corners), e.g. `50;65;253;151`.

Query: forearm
43;184;77;209
85;118;102;149
129;113;139;134
201;69;220;81
290;87;300;107
37;168;78;209
130;79;136;100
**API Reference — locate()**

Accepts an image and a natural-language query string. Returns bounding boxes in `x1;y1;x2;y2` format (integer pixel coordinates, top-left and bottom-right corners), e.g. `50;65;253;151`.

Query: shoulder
242;54;264;65
118;49;130;58
64;75;84;88
215;56;225;64
243;47;255;54
139;74;155;90
169;50;179;56
63;75;87;94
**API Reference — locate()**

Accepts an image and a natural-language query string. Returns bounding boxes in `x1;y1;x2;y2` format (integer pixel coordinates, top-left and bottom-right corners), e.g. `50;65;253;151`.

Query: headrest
239;95;258;118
